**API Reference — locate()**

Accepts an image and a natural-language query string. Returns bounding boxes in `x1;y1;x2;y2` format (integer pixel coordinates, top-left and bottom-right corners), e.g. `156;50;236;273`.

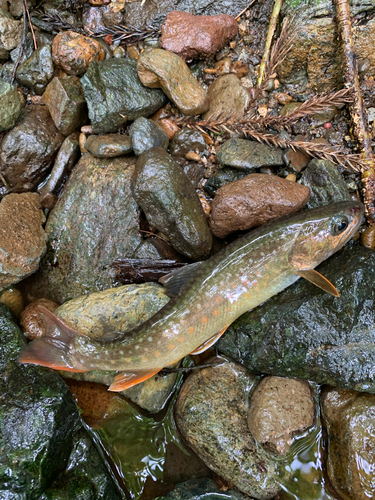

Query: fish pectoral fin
159;261;202;296
190;326;228;355
294;269;340;297
108;369;161;392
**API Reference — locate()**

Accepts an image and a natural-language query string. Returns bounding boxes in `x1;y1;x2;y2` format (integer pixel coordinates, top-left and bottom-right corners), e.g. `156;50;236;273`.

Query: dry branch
258;0;283;86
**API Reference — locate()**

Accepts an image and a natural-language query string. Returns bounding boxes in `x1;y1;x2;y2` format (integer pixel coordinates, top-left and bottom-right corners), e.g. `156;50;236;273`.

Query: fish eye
330;215;349;235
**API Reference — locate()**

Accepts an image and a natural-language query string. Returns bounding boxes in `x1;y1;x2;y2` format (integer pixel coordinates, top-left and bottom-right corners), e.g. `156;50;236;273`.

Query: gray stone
203;74;250;120
131;147;212;261
129;116;169;156
0;76;22;132
161;478;249;499
175;359;289;499
300;159;351;209
16;44;54;94
216;138;284;170
218;244;375;393
84;134;133;158
27;154;142;303
0;6;22;50
204;167;248;196
10;32;34;63
80;58;167;134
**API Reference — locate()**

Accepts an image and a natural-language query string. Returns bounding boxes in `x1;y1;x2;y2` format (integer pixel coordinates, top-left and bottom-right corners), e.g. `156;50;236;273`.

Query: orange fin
108;369;161;392
38;305;87;337
190;326;228;355
295;269;339;297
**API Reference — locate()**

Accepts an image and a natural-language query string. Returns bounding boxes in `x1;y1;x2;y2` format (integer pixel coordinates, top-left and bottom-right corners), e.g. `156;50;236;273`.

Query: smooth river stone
216;138;285;170
203;74;250;120
84;134;133;158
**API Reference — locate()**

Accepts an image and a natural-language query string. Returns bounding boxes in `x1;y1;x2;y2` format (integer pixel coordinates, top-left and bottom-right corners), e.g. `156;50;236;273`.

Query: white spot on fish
119;350;124;355
135;345;140;349
111;360;116;365
148;337;153;341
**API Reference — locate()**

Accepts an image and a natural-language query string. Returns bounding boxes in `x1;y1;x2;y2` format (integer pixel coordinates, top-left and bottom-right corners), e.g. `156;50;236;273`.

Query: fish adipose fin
18;306;88;372
190;326;228;355
109;369;161;391
159;261;202;296
295;270;340;297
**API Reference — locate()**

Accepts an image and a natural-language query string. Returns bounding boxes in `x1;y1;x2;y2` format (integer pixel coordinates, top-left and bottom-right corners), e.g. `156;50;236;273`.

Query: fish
19;201;364;391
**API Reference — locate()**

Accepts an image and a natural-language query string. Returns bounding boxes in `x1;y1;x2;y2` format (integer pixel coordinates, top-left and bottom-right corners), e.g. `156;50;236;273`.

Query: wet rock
52;30;107;76
209;173;310;238
283;148;310;174
169;127;206;163
278;0;375;91
300;159;351;209
175;359;289;498
204;167;248;196
129;116;169;156
81;58;166;134
248;377;315;456
0;76;22;132
202;74;250;120
0;286;23;318
137;48;209;116
43;75;88;135
311;105;338;127
20;297;59;340
160;478;248;499
0;193;47;292
16;44;54;94
123;0;250;28
0;6;22;50
0;105;64;192
321;387;375;500
39;133;80;208
160;11;238;61
131;147;212;261
183;162;205;189
0;302;120;500
28;155;142;303
216;138;284;171
84;133;133;158
218;244;375;393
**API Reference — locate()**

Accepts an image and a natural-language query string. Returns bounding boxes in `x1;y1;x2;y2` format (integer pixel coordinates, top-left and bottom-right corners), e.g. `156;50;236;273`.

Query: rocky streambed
1;0;375;499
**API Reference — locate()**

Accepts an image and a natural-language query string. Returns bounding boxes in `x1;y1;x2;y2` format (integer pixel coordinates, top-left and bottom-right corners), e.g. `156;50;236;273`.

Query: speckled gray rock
248;377;315;455
80;58;167;134
216;138;284;170
0;7;22;50
175;360;290;499
131;147;212;260
218;244;375;393
0;193;47;292
16;44;54;95
84;134;133;158
299;159;351;209
203;74;250;120
0;105;64;192
27;154;142;303
0;76;22;132
321;387;375;500
129;117;169;156
160;478;249;499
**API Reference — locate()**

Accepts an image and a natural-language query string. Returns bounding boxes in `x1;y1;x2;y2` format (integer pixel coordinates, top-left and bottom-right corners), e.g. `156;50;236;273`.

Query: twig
0;172;11;193
11;0;28;84
236;0;257;20
111;258;186;284
263;17;296;84
258;0;283;86
25;0;37;50
334;0;375;225
159;359;226;376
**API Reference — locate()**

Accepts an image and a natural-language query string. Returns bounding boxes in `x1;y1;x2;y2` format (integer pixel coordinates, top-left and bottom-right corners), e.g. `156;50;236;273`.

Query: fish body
19;201;364;390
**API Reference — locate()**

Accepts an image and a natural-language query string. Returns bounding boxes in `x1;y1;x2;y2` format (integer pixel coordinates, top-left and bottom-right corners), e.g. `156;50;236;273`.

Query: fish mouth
338;203;365;246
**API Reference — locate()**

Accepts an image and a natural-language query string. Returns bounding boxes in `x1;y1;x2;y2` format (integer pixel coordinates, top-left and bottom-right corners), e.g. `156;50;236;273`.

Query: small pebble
204;68;217;74
285;173;297;182
79;132;87;153
0;287;23;318
199;194;211;215
127;45;139;60
158;118;180;140
214;57;232;75
81;125;93;134
186;151;202;162
113;46;125;58
274;92;293;105
229;41;236;49
20;298;60;340
231;61;249;78
361;226;375;250
324;122;332;129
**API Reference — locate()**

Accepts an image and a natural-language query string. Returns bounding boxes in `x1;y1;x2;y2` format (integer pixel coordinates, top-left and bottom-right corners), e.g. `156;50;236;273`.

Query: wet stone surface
159;478;249;499
129;116;169;156
0;76;21;132
16;44;54;95
216;138;285;170
203;74;250;120
84;133;133;158
218;244;375;393
204;167;248;196
169;127;206;163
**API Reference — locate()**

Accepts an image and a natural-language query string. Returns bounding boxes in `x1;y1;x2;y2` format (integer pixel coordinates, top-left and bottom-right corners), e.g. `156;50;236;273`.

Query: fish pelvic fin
295;269;340;297
190;326;228;355
108;369;161;392
18;306;88;372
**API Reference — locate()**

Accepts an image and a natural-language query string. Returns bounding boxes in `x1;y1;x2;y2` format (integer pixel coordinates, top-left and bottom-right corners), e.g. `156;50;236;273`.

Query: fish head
289;201;365;271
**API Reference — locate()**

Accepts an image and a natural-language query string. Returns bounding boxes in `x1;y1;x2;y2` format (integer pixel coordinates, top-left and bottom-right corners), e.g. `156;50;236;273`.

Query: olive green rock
0;303;120;500
131;147;212;261
27;154;142;303
218;244;375;393
216;138;284;171
175;360;289;499
84;134;133;158
0;76;22;132
202;74;250;121
321;387;375;500
80;58;167;134
16;44;54;95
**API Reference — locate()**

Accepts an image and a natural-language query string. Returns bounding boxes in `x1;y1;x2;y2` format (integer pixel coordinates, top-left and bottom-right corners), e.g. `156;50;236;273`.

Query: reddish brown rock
160;11;238;62
52;30;107;76
209;173;310;238
20;298;59;340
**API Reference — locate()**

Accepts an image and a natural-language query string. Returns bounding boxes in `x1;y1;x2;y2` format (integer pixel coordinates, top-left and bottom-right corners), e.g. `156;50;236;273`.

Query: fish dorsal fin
159;262;202;296
295;270;340;297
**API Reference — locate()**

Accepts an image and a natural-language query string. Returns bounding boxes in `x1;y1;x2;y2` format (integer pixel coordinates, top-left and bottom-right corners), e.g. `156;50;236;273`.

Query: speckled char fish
19;201;364;391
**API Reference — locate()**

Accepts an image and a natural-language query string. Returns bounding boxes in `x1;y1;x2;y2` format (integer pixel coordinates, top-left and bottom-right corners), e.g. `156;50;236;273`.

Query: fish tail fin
18;306;88;372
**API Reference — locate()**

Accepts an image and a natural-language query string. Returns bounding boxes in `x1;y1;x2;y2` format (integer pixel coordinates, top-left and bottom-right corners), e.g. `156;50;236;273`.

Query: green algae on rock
216;138;284;170
218;244;375;393
27;154;142;303
0;76;22;132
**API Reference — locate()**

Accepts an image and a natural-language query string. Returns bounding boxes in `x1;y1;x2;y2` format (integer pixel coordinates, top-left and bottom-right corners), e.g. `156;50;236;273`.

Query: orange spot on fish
126;358;131;362
202;316;208;323
265;264;270;269
214;310;220;316
142;357;147;362
246;293;251;298
264;283;268;287
189;326;195;334
229;293;233;299
231;283;235;288
216;297;221;302
155;351;160;356
226;307;230;312
178;337;184;343
243;279;248;285
169;344;174;350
